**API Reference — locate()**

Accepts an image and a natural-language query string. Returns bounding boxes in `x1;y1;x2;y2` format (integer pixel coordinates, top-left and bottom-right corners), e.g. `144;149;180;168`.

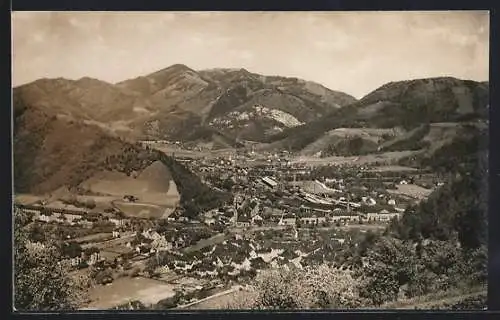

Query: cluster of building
17;204;131;231
189;167;406;230
69;251;102;268
16;148;439;303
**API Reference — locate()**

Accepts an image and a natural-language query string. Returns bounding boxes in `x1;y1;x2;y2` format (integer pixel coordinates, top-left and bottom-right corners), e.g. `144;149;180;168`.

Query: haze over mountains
13;63;489;194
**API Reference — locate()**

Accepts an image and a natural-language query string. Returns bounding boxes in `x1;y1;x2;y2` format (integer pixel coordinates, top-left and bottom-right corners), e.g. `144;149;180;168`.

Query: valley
13;64;488;311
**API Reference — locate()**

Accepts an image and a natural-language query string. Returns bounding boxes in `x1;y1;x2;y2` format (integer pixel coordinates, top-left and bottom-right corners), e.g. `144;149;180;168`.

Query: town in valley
13;11;488;311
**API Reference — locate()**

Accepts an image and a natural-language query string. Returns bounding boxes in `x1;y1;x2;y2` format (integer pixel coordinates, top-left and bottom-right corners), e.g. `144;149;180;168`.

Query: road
176;285;243;309
81;232;135;250
231;225;288;233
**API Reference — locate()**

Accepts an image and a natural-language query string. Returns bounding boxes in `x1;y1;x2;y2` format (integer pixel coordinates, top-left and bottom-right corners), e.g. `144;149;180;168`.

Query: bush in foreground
225;264;365;309
14;209;89;311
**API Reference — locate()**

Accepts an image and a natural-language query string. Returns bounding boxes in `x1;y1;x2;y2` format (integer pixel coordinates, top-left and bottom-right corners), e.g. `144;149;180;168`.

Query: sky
12;11;489;98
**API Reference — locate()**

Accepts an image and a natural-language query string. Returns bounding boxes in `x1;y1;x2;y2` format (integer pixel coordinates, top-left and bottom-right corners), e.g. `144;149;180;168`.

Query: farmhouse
299;205;331;216
70;256;83;267
362;197;377;206
204;217;216;226
279;214;296;226
109;218;126;227
332;238;345;245
251;214;263;225
366;212;400;222
87;252;101;266
236;215;251;228
300;215;327;225
330;215;360;223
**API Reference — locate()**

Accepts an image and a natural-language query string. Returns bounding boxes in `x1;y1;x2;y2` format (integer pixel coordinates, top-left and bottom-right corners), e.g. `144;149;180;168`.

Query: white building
331;215;359;223
87;252;101;265
262;176;279;189
109;218;126;227
251;214;263;224
70;256;83;267
300;216;327;225
363;197;377;206
366;212;400;222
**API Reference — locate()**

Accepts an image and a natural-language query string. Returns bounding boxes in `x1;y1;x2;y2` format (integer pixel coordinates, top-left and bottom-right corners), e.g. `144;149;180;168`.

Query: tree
357;237;417;306
465;245;488;284
404;266;438;298
61;241;83;258
14;209;88;311
84;246;100;257
390;160;487;251
130;267;141;278
155;292;182;309
251;268;300;309
26;223;46;242
85;199;97;209
246;264;363;310
93;269;114;285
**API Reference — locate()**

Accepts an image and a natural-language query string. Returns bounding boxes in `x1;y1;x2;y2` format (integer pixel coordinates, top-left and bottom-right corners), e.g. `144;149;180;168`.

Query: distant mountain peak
149;63;195;76
15;65;368;150
77;76;101;81
75;77;113;86
28;77;70;86
200;67;249;73
77;76;100;82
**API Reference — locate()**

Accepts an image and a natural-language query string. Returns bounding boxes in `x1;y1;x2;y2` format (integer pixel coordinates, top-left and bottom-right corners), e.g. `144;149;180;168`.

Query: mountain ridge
14;64;358;146
262;76;488;157
13;66;488;159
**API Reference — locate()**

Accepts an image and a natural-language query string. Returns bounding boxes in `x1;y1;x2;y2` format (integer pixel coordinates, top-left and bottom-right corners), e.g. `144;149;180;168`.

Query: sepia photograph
12;11;488;311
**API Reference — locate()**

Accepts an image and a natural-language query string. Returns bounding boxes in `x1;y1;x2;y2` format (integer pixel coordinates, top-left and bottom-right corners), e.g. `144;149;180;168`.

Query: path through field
176;285;243;309
380;288;487;310
404;290;487;310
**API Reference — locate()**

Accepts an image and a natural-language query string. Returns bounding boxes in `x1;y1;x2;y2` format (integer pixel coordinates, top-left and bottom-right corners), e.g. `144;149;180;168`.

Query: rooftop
262;176;278;187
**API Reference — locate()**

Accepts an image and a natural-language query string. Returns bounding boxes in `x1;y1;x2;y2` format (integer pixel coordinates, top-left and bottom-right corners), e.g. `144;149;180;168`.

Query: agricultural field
79;160;181;207
83;277;177;309
292;150;419;167
112;201;168;219
367;166;419;173
388;184;433;200
14;194;47;205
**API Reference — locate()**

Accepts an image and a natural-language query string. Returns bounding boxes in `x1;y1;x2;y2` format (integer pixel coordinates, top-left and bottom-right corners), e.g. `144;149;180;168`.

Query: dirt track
380;289;487;310
176;285;243;309
405;290;486;310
